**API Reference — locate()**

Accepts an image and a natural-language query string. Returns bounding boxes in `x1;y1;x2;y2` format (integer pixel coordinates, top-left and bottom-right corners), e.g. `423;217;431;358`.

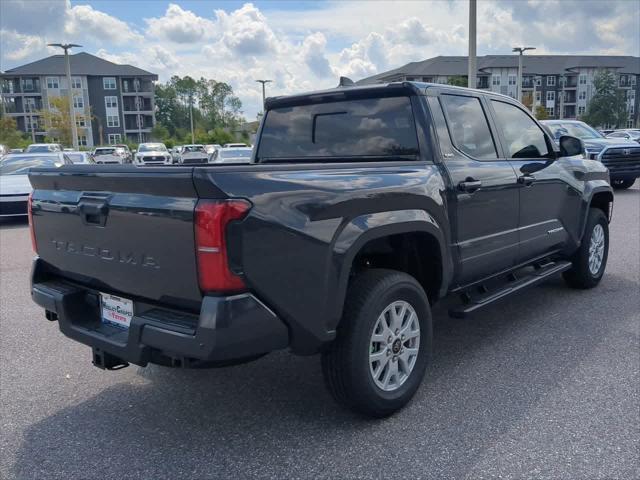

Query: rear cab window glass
491;100;550;159
257;96;419;162
440;94;498;159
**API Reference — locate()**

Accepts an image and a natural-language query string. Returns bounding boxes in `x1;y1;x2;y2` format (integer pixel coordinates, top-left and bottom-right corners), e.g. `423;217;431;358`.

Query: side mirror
559;135;584;157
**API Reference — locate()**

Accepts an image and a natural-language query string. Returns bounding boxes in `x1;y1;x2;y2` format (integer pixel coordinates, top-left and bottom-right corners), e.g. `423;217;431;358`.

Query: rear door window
257;96;419;161
440;94;498;159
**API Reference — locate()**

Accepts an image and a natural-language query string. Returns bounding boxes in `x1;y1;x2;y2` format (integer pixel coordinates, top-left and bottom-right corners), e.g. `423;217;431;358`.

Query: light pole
468;0;477;89
48;43;81;149
255;79;272;114
512;46;535;103
189;94;195;143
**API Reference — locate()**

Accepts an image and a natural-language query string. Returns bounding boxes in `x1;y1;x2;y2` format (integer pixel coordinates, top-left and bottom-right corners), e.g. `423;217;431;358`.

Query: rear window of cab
257;96;419;162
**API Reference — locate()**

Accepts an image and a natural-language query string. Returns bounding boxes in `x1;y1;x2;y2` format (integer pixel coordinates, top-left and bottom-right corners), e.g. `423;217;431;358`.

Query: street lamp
468;0;477;89
48;43;82;149
512;46;536;103
255;79;272;115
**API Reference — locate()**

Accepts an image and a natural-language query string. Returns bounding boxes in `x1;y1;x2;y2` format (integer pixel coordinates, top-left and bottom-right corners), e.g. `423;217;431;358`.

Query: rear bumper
31;259;289;367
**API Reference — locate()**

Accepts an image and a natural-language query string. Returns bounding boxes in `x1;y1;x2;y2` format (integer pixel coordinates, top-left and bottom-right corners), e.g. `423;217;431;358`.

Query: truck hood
0;174;32;195
584;138;638;149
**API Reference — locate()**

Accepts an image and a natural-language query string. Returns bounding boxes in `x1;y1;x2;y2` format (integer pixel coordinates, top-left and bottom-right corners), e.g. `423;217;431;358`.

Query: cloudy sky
1;0;638;119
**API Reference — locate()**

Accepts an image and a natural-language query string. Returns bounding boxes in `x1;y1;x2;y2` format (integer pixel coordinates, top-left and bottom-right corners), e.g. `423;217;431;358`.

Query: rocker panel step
449;260;572;318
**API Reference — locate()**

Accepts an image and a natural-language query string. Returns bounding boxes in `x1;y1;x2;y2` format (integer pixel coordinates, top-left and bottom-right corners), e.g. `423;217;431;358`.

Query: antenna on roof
337;76;356;87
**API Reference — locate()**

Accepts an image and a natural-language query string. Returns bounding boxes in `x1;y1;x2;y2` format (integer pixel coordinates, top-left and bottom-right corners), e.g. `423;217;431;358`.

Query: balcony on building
124;114;153;131
562;76;578;89
121;77;153;95
563;91;577;104
1;77;41;94
477;76;489;89
522;76;535;89
122;96;153;113
563;105;577;119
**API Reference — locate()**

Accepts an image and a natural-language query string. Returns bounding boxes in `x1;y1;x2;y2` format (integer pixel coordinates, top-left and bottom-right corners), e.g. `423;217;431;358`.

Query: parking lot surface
1;186;638;480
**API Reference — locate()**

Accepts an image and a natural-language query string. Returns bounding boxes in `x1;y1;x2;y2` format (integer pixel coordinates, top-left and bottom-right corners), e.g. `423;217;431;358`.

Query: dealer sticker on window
100;293;134;329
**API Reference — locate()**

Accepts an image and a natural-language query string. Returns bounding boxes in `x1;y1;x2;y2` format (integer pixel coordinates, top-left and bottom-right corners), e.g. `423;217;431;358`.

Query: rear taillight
195;199;251;293
28;192;37;253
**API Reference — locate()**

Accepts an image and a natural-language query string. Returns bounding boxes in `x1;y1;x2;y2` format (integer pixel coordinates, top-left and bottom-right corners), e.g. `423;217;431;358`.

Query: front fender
328;209;449;330
578;180;614;239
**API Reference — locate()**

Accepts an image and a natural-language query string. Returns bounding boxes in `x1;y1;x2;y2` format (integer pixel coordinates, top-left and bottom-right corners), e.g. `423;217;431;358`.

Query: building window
78;135;88;146
546;91;555;102
24;97;36;112
547;76;556;86
492;75;501;86
535;77;542;86
71;77;82;89
578;106;586;115
628;119;635;128
105;96;118;109
22;78;34;91
103;77;117;90
619;75;627;87
628;90;636;100
579;91;586;100
46;77;59;89
73;95;84;109
546;107;555;117
108;133;121;144
630;104;635;114
579;74;587;85
535;91;541;102
76;115;86;127
107;115;120;127
508;75;516;86
631;76;637;86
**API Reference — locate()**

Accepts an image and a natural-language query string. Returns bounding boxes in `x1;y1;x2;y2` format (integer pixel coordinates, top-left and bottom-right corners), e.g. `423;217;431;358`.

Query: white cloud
300;32;333;78
0;29;49;63
215;3;279;56
65;4;142;45
145;3;215;44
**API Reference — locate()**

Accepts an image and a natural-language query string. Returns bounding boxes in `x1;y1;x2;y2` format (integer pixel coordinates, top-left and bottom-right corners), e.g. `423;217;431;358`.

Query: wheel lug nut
392;356;397;362
401;335;405;340
387;336;393;344
386;350;391;356
395;329;399;335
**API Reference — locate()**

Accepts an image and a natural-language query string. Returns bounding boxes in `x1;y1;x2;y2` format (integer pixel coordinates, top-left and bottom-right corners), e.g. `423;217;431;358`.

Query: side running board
449;260;572;318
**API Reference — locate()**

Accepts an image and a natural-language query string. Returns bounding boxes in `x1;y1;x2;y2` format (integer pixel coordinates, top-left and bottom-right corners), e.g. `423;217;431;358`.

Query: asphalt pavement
1;185;638;479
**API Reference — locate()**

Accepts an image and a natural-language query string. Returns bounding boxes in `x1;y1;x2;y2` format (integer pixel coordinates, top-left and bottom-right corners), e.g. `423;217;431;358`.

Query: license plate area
100;293;134;329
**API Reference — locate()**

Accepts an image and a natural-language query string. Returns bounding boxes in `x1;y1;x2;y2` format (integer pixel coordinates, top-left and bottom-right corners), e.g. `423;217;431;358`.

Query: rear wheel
321;269;432;417
611;178;636;190
563;208;609;289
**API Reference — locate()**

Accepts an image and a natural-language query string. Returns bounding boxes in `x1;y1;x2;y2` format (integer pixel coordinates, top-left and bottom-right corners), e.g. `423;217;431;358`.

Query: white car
64;151;94;164
179;144;209;165
205;144;222;155
223;143;249;148
210;147;253;164
93;146;128;164
134;143;173;166
25;143;63;153
0;152;70;216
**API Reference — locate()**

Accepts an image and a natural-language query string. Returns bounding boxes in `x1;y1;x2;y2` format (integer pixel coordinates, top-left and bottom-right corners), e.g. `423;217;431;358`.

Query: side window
440;94;498;159
491;100;550;159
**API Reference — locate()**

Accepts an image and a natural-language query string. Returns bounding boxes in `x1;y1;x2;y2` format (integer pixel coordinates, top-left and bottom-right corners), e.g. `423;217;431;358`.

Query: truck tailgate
29;166;203;308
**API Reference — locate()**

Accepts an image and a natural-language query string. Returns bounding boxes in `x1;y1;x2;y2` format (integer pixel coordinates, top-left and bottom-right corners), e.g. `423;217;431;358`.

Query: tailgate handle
78;201;109;226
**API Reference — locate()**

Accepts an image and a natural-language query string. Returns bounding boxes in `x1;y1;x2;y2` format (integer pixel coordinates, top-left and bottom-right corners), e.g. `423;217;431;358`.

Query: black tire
563;208;609;289
321;269;432;418
611;178;636;190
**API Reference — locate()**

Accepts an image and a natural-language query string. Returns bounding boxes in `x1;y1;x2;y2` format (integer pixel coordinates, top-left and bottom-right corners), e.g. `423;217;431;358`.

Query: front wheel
321;269;432;418
563;208;609;289
611;178;636;190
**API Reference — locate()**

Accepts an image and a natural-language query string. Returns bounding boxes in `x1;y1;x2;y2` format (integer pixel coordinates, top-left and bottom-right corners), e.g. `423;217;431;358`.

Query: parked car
113;144;133;162
210;146;253;164
179;144;208;164
25;143;63;153
0;144;8;157
170;146;183;163
223;142;249;148
9;148;24;154
29;82;614;418
134;143;173;166
606;129;640;143
1;152;70;216
205;144;222;155
92;146;129;164
541;120;640;189
64;151;94;164
599;129;615;136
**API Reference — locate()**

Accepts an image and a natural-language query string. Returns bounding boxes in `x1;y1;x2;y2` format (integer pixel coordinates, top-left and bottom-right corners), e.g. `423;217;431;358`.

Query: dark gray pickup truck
29;82;613;417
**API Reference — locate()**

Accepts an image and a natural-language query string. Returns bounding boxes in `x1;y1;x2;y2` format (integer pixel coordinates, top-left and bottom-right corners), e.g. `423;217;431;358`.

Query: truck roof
265;81;515;109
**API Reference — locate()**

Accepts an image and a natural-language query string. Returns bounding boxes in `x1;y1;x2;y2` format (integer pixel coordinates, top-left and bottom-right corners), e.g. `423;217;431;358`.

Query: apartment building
358;55;640;127
0;52;158;146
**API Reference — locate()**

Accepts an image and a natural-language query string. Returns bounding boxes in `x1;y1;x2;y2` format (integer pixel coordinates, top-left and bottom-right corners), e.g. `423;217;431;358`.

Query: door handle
518;174;535;186
458;178;482;193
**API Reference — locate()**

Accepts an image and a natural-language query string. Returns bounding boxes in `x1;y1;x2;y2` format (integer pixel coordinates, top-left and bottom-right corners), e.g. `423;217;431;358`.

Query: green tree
0;116;29;148
38;96;76;146
534;105;549;120
447;75;468;87
582;70;628;128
